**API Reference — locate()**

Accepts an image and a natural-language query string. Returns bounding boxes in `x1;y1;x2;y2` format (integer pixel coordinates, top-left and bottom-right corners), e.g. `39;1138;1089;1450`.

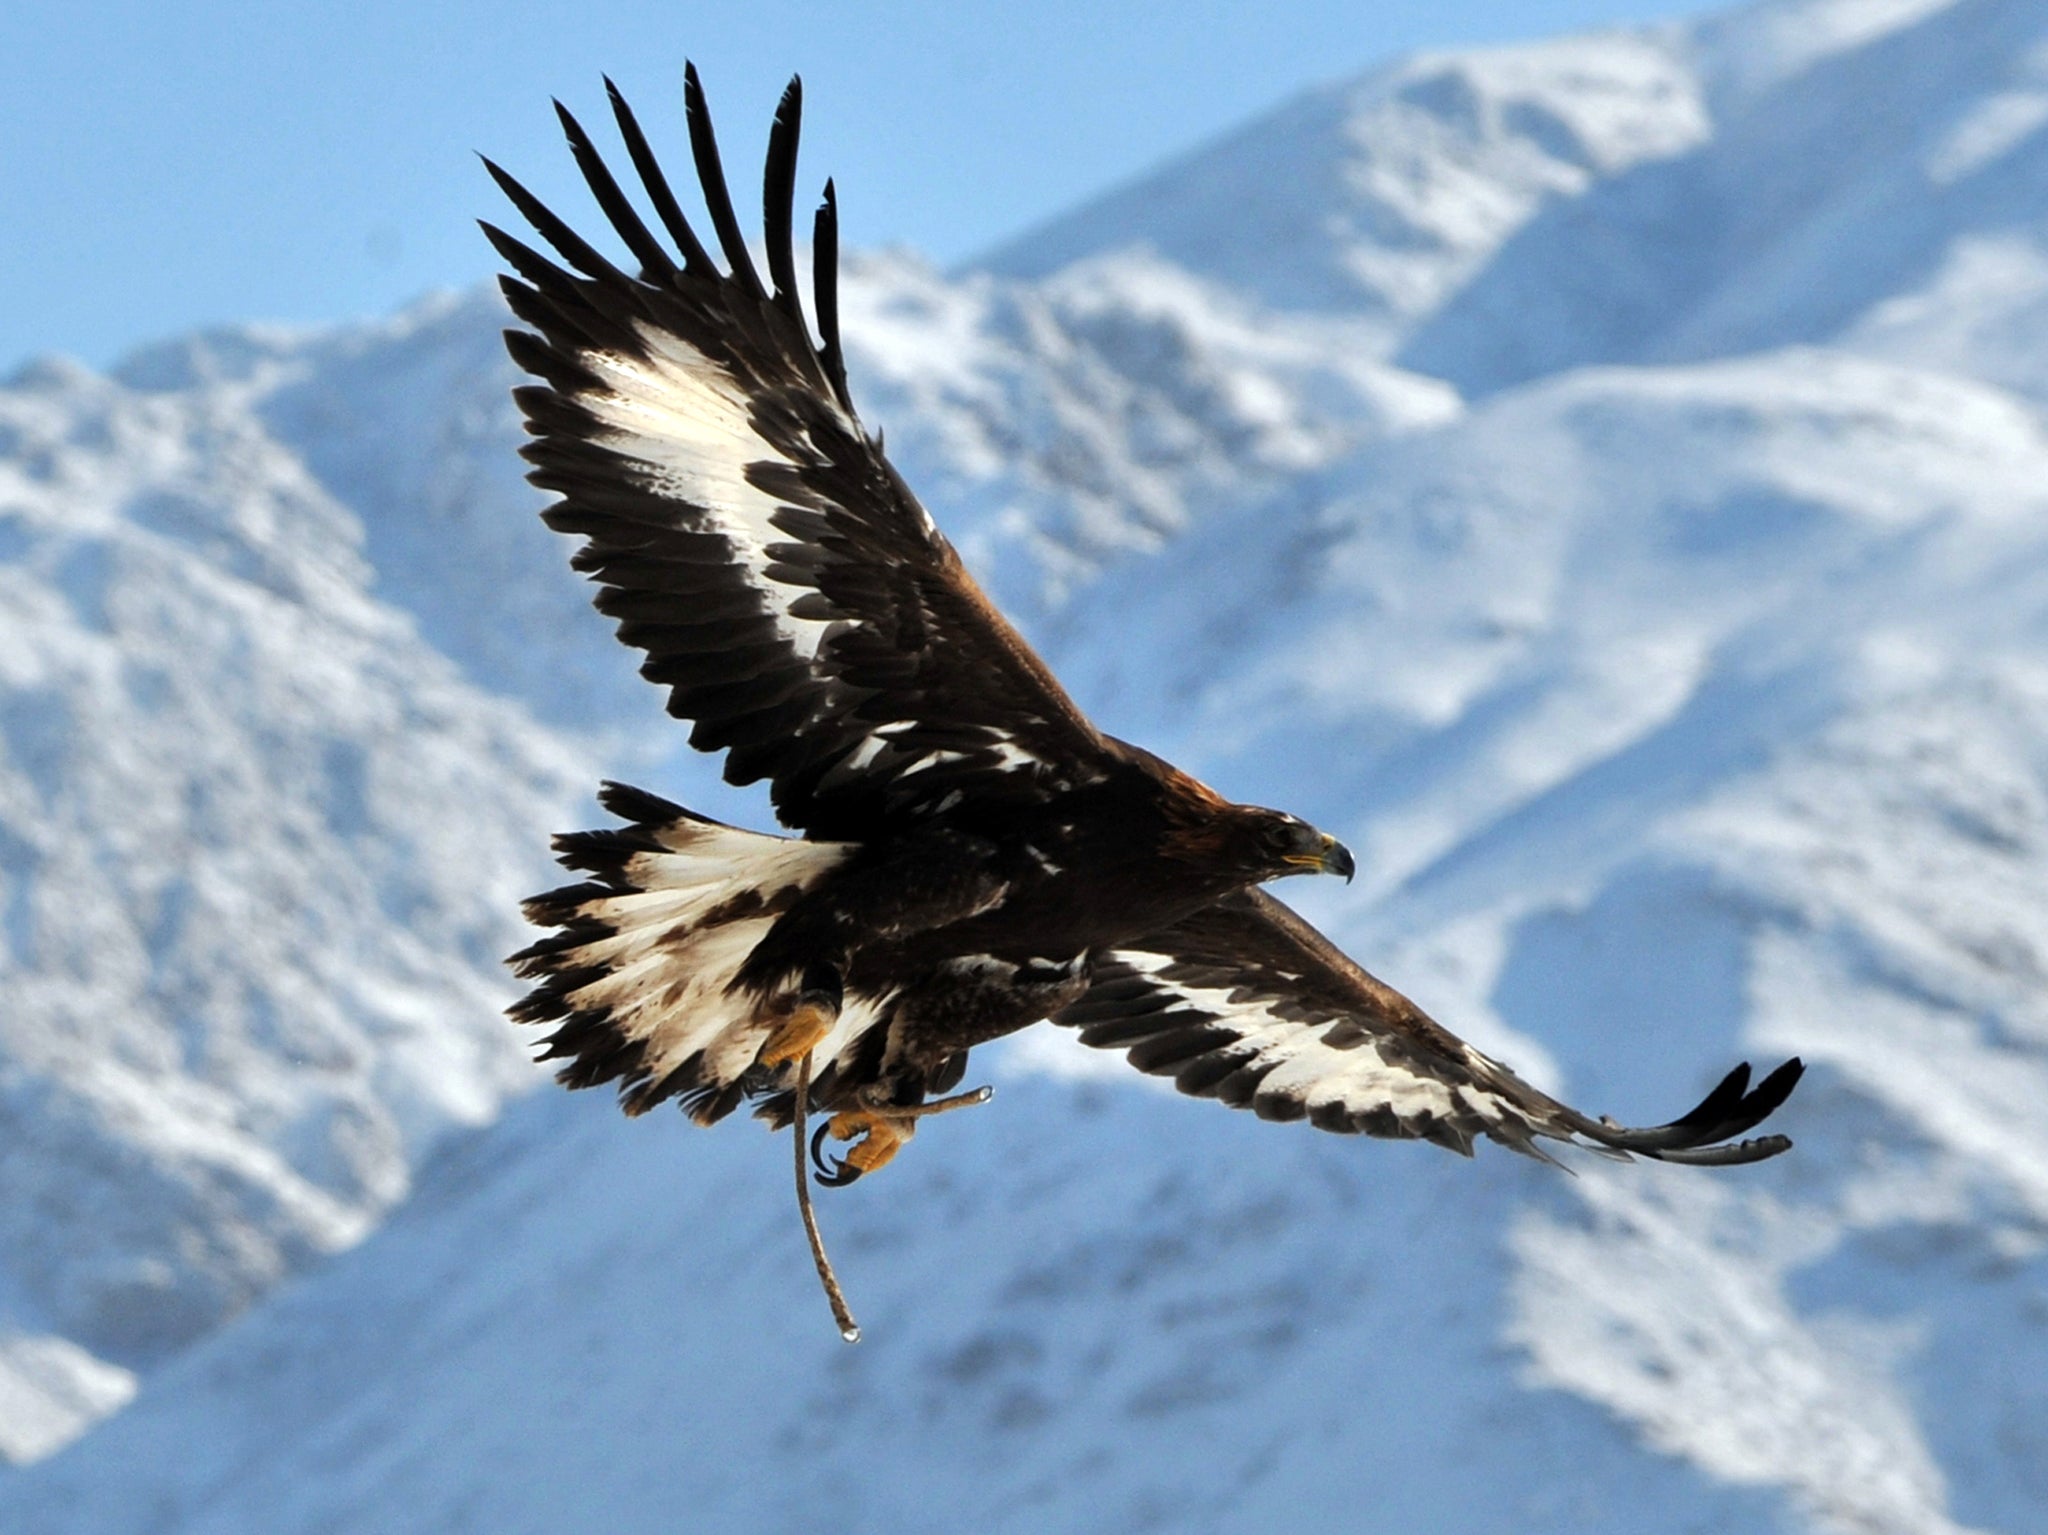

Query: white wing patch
577;329;837;662
1104;948;1536;1145
568;332;1064;797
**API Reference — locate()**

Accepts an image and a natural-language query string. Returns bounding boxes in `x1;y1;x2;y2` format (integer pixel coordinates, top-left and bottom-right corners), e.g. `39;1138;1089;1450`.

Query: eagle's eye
1259;817;1301;853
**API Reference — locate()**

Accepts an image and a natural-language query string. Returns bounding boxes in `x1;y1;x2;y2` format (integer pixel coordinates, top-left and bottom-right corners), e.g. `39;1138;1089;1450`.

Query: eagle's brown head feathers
1161;787;1355;885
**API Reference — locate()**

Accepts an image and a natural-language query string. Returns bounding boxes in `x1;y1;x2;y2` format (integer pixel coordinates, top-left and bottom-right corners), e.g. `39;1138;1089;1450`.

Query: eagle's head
1228;805;1356;885
1145;752;1354;885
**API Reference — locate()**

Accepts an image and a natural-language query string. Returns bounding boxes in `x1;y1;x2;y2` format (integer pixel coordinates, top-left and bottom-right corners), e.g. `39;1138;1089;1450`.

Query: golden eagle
486;69;1801;1269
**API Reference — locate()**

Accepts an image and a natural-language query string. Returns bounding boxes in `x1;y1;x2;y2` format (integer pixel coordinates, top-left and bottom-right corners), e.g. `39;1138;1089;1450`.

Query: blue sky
5;0;1716;372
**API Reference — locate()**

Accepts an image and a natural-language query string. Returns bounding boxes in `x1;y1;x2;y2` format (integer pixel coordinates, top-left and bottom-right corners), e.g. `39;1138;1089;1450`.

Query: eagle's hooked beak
1319;834;1356;883
1279;823;1356;881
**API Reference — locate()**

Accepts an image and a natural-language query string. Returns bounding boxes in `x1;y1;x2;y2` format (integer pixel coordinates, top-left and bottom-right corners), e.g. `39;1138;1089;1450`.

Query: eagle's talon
814;1157;863;1188
808;1117;873;1186
809;1119;843;1181
805;1107;917;1185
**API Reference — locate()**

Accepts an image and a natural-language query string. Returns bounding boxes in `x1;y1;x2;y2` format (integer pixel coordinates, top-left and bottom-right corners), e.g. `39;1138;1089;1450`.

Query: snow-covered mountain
0;349;591;1462
6;0;2048;1529
989;24;1713;347
1402;0;2048;395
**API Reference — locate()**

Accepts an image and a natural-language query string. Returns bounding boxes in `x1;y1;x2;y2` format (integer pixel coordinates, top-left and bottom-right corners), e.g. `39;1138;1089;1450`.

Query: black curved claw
810;1119;863;1187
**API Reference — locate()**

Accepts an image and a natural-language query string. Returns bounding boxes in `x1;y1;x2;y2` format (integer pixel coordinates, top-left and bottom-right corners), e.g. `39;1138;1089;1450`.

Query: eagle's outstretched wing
1058;888;1803;1165
483;70;1118;841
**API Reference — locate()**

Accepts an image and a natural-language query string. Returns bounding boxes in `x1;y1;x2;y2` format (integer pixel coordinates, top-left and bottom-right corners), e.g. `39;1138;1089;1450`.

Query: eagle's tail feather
508;781;853;1121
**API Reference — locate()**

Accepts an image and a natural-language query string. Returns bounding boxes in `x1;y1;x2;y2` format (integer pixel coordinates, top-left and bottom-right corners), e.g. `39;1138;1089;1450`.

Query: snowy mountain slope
18;246;2048;1535
0;354;588;1460
1404;0;2048;395
834;248;1455;620
0;1081;1827;1535
1078;348;2048;897
989;28;1712;352
112;292;658;743
991;0;1988;375
1278;353;2048;1535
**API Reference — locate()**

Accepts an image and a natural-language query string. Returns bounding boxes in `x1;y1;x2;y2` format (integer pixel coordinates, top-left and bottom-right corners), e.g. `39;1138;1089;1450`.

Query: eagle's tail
507;781;854;1122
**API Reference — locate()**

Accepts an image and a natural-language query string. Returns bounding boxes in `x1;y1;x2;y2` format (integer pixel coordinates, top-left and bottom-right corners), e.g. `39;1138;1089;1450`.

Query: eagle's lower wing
1057;888;1802;1164
484;71;1117;840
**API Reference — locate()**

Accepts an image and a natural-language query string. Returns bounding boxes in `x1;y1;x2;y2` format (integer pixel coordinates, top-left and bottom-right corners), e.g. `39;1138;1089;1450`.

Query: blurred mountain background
4;0;2047;1530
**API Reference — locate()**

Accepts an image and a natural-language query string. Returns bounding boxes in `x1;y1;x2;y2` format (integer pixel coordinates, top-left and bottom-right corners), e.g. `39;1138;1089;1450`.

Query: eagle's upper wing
483;71;1118;839
1057;888;1803;1164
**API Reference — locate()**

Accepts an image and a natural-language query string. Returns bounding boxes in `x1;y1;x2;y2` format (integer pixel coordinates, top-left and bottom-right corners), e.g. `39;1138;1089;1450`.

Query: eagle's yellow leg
757;996;837;1067
826;1111;913;1175
812;1086;994;1187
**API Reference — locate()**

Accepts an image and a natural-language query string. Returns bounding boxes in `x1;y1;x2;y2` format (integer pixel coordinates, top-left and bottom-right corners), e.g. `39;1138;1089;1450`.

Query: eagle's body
490;69;1802;1185
518;740;1338;1147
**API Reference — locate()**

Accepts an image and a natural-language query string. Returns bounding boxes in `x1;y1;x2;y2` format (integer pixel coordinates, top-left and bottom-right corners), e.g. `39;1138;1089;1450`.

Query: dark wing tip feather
553;96;677;282
1588;1058;1805;1166
605;74;716;274
595;777;730;829
813;179;853;413
496;72;861;425
683;60;767;298
477;219;576;302
482;156;630;288
762;75;807;331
